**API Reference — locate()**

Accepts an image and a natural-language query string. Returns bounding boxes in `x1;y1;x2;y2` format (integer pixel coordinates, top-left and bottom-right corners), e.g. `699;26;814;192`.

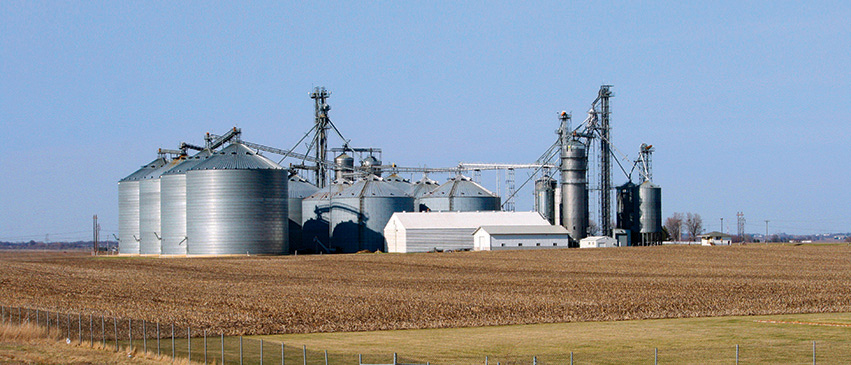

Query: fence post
1;305;3;324
156;322;160;356
142;320;146;354
324;349;328;365
47;310;50;332
533;356;537;365
485;355;488;365
128;319;132;350
171;324;175;362
36;309;39;326
221;333;225;365
239;336;243;365
89;315;93;348
358;354;362;365
260;339;264;365
654;347;658;365
813;340;816;365
394;352;398;365
113;317;118;352
101;316;105;348
188;326;192;363
204;329;207;365
67;313;71;339
570;352;574;365
303;345;306;365
282;343;285;365
736;344;739;364
78;314;82;345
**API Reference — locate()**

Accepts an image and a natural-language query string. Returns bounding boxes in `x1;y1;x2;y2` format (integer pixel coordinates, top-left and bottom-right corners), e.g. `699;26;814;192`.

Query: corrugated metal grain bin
300;180;351;253
139;157;184;255
160;150;212;255
186;143;288;255
409;175;440;212
418;175;500;212
287;174;319;254
329;175;414;252
118;157;168;255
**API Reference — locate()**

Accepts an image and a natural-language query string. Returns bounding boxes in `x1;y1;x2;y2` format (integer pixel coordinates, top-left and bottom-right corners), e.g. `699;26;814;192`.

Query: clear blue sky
1;1;849;241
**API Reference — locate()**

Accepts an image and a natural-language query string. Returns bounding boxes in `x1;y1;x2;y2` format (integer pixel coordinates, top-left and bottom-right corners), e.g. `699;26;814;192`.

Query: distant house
472;225;571;251
699;231;732;246
579;236;619;248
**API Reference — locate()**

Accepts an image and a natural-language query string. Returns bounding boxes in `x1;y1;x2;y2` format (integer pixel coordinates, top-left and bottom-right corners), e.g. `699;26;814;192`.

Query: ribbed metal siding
561;140;588;242
300;182;350;253
639;182;662;234
534;176;557;224
330;179;414;253
118;181;141;254
186;169;288;255
419;177;500;212
161;151;212;256
410;177;439;212
139;178;163;254
403;228;478;252
288;176;319;254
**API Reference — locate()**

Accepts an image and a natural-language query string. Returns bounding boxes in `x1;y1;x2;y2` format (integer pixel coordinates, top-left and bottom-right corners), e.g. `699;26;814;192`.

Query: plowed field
1;244;849;335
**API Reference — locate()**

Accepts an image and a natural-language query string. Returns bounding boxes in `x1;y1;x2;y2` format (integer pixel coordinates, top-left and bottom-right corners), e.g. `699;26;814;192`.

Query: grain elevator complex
117;86;663;256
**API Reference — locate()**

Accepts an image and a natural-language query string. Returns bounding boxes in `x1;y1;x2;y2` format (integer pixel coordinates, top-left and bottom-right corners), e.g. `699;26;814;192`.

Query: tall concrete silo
186;143;288;255
329;175;413;252
287;174;319;254
160;150;212;256
118;157;168;255
561;138;588;243
418;175;501;212
534;175;558;224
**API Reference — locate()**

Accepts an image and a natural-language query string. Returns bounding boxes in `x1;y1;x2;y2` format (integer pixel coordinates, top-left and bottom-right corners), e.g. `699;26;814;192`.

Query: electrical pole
765;220;770;244
720;217;724;233
92;215;99;255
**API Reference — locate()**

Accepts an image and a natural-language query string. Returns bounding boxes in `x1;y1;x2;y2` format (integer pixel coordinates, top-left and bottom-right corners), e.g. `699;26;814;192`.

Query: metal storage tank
561;138;588;243
329;175;414;253
160;150;212;255
534;175;558;224
616;181;640;245
334;152;354;182
287;174;319;254
300;180;352;253
638;181;663;245
361;155;381;176
383;173;412;193
186;143;288;255
418;174;501;212
118;157;168;255
409;175;440;212
139;157;184;255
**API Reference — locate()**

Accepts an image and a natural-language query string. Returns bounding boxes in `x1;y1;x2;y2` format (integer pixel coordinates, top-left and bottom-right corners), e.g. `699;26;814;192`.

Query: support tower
311;87;331;188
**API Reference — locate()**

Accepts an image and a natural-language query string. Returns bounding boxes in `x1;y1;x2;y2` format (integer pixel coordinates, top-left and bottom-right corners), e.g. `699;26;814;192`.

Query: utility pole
310;87;331;188
720;217;724;233
92;215;100;255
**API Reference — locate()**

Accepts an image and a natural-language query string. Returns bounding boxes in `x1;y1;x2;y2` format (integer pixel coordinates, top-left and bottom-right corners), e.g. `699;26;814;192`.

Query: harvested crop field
1;244;850;335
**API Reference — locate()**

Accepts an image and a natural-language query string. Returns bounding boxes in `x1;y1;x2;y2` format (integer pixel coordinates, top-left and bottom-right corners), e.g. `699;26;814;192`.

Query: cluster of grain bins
118;143;290;256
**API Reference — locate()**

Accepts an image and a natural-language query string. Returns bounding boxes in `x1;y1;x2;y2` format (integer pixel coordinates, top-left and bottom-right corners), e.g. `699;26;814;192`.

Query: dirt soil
1;244;850;335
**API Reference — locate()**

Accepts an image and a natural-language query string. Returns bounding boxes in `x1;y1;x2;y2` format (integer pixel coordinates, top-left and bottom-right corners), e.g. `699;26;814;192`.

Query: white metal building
472;225;571;251
579;236;619;248
699;231;732;246
384;211;550;253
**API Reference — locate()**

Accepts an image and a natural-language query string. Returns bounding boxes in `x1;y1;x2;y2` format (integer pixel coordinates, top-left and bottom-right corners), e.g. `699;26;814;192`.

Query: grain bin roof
333;175;409;198
189;143;283;171
289;174;319;198
119;157;168;182
424;175;496;198
389;211;548;229
161;150;212;176
473;225;569;236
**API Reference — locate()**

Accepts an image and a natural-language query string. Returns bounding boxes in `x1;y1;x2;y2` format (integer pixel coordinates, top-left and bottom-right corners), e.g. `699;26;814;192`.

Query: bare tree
685;213;703;241
588;220;599;236
664;213;684;242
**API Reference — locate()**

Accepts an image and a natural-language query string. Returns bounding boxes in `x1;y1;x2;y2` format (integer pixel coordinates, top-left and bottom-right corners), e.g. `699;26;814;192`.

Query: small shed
699;231;732;246
579;236;619;248
384;211;550;253
472;225;571;251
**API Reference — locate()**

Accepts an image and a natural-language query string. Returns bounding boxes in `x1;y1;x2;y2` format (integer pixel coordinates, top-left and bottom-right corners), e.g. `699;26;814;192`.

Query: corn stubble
1;245;849;336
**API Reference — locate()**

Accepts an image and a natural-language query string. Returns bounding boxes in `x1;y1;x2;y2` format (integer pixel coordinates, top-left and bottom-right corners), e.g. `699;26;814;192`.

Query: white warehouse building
385;211;550;253
473;225;571;251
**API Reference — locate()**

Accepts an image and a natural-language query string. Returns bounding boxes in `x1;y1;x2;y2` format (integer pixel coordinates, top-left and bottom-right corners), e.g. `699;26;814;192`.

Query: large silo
287;174;319;254
561;138;588;243
300;180;351;253
160;150;212;256
638;181;663;245
534;175;558;224
616;181;640;245
139;157;184;255
329;175;414;253
383;173;412;193
118;157;168;255
409;175;440;212
361;155;382;176
418;175;501;212
186;143;288;255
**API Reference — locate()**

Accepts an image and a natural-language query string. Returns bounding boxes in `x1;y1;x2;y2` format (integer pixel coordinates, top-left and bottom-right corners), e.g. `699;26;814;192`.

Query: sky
1;1;849;241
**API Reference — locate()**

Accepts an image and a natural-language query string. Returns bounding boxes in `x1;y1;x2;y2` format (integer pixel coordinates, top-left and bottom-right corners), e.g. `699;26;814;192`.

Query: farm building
579;236;619;248
384;211;550;253
472;225;571;251
699;231;732;246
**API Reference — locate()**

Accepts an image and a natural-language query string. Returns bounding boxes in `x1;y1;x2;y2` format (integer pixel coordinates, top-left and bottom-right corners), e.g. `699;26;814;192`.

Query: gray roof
304;180;352;200
119;157;168;182
141;157;185;180
473;225;569;236
699;231;731;238
333;175;410;198
408;175;440;197
161;150;212;176
189;143;283;171
389;211;549;229
424;175;496;198
289;174;320;198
